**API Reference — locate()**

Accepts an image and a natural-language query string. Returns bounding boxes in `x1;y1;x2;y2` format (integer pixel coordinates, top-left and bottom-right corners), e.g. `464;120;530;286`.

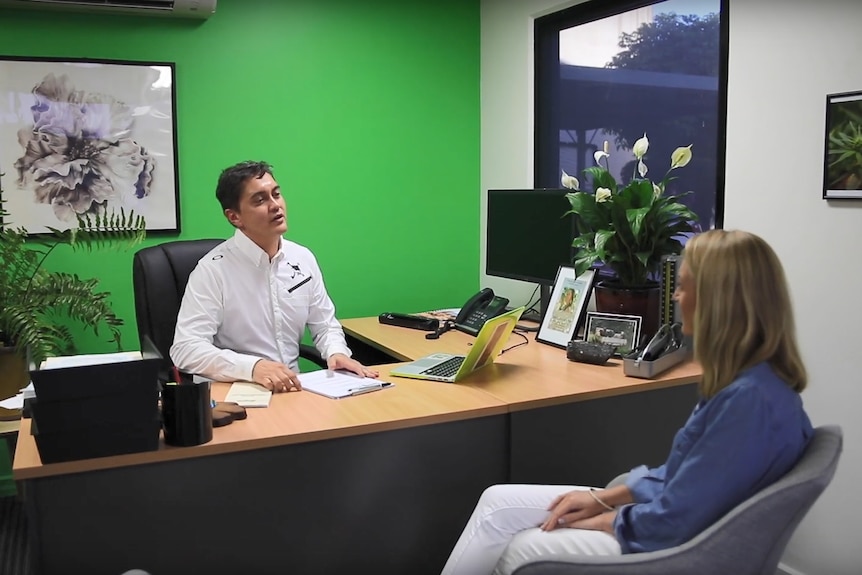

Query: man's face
225;172;287;241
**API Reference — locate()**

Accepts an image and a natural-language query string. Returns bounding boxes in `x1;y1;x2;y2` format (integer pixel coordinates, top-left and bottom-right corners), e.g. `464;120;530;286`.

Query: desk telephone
454;288;509;336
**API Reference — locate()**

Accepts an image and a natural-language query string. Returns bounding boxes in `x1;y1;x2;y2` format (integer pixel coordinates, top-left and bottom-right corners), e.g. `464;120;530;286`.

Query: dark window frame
533;0;729;229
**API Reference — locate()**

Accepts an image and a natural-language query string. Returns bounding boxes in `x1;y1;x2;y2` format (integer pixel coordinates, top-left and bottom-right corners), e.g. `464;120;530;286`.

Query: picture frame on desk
584;312;642;357
536;267;595;348
0;56;181;234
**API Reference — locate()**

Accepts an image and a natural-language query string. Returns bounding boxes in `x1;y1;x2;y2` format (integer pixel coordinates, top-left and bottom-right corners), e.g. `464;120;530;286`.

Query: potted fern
0;172;146;401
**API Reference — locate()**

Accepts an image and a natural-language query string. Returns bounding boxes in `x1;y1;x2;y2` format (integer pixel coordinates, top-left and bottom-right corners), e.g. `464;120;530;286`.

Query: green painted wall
0;0;480;354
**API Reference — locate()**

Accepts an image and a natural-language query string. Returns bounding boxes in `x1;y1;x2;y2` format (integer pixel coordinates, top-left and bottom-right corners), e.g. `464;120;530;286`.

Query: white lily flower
603;140;610;154
637;160;648;178
632;133;649;160
561;170;579;190
595;187;612;203
594;150;609;165
653;183;663;198
670;145;693;169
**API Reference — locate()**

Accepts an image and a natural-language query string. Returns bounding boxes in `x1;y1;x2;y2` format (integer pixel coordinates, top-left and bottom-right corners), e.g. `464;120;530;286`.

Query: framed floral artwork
536;267;596;348
0;56;180;233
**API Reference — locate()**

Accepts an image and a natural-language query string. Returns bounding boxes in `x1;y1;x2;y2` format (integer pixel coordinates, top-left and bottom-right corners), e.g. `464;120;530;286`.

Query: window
535;0;728;230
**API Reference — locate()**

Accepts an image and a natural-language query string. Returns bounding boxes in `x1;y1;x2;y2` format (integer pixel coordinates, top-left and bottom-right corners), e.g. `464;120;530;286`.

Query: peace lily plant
561;134;699;288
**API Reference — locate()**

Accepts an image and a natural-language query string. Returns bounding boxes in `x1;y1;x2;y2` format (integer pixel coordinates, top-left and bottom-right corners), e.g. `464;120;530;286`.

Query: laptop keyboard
421;356;465;378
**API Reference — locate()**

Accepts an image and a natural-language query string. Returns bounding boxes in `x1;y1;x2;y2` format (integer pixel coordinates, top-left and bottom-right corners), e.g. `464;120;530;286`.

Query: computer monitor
486;188;576;312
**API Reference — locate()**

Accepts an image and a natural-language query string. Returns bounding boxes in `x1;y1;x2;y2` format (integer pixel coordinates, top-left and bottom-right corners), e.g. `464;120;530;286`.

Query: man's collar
234;229;284;265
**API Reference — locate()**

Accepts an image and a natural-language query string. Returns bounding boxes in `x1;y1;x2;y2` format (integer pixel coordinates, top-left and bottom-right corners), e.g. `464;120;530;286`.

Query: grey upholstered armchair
512;425;842;575
132;239;326;383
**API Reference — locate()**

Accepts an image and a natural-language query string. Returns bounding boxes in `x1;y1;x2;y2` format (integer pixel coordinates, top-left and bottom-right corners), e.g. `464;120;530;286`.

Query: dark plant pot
593;281;661;346
0;347;28;419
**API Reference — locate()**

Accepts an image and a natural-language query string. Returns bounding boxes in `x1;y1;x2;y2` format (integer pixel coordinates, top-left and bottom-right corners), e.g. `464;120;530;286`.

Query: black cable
522;285;541;317
501;331;529;354
425;320;454;340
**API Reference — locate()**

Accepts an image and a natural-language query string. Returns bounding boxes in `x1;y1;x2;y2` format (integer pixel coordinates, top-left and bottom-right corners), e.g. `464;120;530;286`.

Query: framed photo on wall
536;267;596;348
823;90;862;199
584;312;642;357
0;56;181;234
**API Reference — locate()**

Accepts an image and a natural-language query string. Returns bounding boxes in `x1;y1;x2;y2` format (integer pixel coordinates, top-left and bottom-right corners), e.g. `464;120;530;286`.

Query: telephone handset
454;288;510;336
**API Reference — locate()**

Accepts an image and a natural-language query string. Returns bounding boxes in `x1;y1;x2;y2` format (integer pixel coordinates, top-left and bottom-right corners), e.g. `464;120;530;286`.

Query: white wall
480;0;860;573
480;0;583;308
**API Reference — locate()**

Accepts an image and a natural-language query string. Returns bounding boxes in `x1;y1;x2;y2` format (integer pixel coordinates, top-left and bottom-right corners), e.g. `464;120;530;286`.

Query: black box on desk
31;417;161;463
28;338;162;463
28;386;159;433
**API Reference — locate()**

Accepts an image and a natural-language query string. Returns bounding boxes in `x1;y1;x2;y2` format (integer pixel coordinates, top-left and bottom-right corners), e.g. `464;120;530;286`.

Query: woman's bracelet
588;488;615;511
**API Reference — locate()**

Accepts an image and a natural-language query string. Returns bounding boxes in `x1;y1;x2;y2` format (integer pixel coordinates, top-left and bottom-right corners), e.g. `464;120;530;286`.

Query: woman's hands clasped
541;490;606;531
541;488;623;535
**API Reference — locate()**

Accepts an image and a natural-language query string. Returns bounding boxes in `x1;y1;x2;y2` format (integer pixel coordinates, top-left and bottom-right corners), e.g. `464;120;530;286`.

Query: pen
287;276;312;293
348;382;392;396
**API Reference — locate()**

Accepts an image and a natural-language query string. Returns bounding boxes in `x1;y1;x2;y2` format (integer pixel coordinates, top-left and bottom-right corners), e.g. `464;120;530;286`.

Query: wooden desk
342;316;699;408
14;319;701;575
342;317;701;485
14;366;509;575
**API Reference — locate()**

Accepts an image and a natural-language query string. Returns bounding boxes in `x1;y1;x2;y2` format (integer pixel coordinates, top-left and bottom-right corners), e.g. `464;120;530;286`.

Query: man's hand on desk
328;353;380;379
252;360;303;392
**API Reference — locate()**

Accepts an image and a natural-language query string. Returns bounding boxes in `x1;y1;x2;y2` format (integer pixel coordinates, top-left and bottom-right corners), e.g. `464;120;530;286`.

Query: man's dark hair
215;160;275;212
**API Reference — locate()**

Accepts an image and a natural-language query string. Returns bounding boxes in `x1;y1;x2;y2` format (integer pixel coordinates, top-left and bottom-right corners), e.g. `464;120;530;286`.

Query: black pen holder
161;381;213;447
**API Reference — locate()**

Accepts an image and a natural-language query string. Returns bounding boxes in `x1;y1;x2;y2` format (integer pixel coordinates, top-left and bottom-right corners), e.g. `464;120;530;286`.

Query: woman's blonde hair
684;229;807;398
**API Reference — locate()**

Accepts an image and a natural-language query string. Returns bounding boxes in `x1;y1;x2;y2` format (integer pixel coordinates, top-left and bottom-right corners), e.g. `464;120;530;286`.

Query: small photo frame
536;267;596;348
823;90;862;199
584;312;642;356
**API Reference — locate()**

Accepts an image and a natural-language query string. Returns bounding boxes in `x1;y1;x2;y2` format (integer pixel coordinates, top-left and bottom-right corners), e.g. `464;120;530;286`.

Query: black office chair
132;238;325;383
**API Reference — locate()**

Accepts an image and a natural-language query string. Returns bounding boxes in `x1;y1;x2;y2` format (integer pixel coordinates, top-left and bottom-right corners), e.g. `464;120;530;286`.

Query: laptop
390;307;525;383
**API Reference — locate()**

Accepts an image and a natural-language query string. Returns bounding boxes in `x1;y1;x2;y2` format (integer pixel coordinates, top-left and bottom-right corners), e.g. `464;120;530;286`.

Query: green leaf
629;179;655;207
627;206;651;239
583;167;618;192
566;192;606;231
574;253;599;278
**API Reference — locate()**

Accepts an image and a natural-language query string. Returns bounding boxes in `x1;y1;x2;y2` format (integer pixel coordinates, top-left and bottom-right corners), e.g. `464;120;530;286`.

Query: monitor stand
538;284;552;321
505;284;550;324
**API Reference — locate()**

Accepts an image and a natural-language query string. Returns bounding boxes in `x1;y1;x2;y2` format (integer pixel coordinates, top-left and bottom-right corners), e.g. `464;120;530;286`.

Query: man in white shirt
170;160;378;392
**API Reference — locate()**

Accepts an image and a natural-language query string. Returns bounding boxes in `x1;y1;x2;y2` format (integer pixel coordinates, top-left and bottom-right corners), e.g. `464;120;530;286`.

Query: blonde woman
441;230;813;575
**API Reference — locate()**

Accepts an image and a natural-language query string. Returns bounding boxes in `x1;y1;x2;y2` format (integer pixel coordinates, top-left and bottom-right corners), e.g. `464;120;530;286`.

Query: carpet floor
0;495;30;575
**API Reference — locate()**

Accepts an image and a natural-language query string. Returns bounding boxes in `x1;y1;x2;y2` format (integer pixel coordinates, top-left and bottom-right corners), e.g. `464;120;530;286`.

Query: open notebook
390;307;524;383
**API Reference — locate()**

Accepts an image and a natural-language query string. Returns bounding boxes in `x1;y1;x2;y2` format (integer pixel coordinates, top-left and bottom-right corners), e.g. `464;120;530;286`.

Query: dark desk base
346;335;698;487
24;415;508;575
510;384;698;486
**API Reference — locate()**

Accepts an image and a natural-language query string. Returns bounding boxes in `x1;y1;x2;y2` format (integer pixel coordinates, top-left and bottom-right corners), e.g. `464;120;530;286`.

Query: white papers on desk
224;382;272;408
298;369;394;399
0;393;24;410
0;382;33;409
40;351;143;370
1;382;44;407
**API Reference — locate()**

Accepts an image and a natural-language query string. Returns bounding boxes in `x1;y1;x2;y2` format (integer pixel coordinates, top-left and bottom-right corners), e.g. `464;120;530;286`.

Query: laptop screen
459;307;524;375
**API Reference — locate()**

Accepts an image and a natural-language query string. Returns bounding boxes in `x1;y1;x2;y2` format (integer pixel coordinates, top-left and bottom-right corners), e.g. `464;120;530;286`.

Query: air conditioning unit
0;0;217;19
